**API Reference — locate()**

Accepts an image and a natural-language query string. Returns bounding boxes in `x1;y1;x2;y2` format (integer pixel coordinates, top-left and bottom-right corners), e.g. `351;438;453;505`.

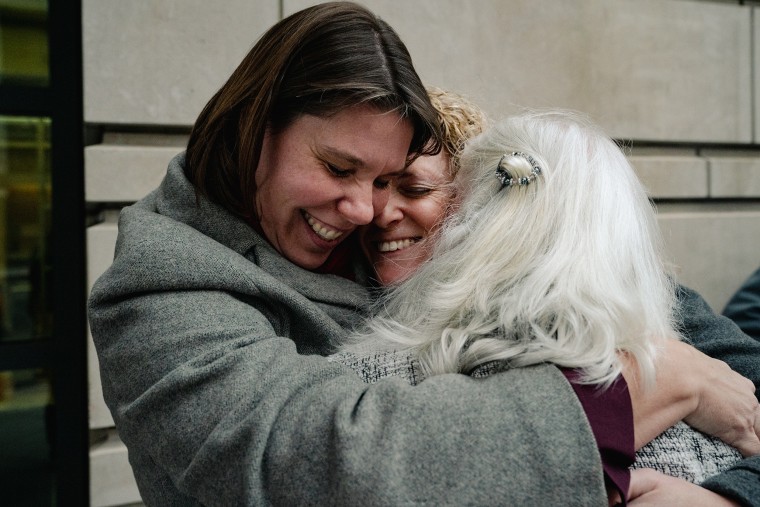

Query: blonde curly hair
427;87;488;176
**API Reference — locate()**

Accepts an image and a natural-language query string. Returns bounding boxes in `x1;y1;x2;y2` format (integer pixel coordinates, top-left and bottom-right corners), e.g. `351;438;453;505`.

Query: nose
373;191;404;229
337;182;376;225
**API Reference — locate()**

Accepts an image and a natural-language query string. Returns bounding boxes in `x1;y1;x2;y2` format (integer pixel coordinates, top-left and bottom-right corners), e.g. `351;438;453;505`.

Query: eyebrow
321;146;407;177
321;146;365;168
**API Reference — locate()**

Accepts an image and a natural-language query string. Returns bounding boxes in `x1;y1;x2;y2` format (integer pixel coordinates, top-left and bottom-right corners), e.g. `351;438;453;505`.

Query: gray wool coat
89;154;760;506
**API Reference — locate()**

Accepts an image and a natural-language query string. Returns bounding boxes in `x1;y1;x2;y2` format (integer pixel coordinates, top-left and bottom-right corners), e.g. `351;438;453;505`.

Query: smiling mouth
375;238;420;253
303;211;344;241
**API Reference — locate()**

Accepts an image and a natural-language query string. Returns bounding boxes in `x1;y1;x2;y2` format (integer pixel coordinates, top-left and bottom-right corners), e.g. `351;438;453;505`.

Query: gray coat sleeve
88;208;606;506
676;284;760;507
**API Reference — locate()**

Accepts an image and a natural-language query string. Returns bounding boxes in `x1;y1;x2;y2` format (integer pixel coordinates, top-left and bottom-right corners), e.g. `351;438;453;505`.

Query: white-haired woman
340;111;760;505
364;111;670;384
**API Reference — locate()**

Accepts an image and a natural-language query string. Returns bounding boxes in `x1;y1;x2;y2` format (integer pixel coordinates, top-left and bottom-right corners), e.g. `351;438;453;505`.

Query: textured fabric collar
249;237;368;311
154;152;258;257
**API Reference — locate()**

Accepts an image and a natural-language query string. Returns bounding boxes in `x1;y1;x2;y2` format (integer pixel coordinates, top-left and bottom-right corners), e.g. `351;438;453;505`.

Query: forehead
401;152;452;182
306;105;413;172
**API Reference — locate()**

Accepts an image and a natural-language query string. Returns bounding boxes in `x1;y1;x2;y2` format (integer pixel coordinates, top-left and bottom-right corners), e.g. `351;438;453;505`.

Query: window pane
0;0;49;86
0;115;52;342
0;368;54;506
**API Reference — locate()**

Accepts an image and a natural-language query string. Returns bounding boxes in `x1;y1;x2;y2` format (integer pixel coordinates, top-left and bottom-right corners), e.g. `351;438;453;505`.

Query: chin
375;265;415;286
289;252;329;271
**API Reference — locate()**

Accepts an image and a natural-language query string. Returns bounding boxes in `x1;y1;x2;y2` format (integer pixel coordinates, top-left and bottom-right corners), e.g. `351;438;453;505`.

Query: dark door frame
0;0;88;503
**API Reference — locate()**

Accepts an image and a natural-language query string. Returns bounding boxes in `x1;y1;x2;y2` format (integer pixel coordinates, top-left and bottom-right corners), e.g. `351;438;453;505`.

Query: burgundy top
562;369;635;504
313;235;358;281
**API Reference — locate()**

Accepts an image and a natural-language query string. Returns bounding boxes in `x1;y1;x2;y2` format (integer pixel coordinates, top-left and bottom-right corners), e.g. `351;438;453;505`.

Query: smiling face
359;151;454;285
254;105;413;270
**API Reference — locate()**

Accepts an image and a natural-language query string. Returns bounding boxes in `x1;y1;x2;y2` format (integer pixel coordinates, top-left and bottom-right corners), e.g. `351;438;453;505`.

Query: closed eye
327;163;352;178
400;186;434;197
374;178;391;190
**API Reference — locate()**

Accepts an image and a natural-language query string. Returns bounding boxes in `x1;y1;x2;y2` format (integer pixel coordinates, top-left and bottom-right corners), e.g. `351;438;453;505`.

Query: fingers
658;341;760;456
681;349;760;455
734;426;760;457
721;393;760;457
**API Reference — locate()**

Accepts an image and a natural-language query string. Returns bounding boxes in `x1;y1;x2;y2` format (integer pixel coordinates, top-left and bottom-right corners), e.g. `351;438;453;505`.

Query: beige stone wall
83;1;760;504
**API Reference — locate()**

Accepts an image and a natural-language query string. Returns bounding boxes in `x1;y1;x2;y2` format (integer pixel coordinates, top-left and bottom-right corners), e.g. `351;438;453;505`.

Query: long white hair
350;111;679;386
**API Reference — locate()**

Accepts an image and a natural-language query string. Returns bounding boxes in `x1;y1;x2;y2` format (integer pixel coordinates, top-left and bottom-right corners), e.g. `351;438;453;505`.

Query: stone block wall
83;1;760;504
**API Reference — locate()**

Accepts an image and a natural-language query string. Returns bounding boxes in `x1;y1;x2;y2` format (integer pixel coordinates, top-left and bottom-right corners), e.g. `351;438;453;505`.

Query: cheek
280;173;338;208
254;164;289;216
308;179;344;207
416;196;451;233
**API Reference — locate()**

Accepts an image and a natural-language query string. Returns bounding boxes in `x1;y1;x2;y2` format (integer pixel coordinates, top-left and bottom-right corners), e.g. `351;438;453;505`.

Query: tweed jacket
88;154;608;506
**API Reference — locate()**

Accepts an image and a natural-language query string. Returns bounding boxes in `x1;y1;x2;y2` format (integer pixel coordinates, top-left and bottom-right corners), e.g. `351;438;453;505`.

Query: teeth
378;238;418;252
305;213;343;241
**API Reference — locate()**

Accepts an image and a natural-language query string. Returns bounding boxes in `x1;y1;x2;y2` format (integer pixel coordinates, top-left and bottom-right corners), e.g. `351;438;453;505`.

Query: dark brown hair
185;1;442;219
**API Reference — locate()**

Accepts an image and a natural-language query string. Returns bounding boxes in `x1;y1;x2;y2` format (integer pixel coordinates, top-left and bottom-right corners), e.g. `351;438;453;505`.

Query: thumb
735;433;760;457
735;404;760;457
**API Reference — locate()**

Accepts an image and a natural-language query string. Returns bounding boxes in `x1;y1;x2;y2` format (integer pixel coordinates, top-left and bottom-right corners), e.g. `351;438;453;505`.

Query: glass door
0;0;87;504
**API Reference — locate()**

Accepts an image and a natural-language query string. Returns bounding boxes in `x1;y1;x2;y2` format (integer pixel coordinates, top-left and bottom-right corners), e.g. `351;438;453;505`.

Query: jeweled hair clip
495;151;542;188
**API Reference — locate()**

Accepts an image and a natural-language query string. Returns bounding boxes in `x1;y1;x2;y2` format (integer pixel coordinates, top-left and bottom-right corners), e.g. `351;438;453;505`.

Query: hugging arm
588;284;760;505
91;292;605;505
632;284;760;506
628;469;745;507
679;284;760;389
